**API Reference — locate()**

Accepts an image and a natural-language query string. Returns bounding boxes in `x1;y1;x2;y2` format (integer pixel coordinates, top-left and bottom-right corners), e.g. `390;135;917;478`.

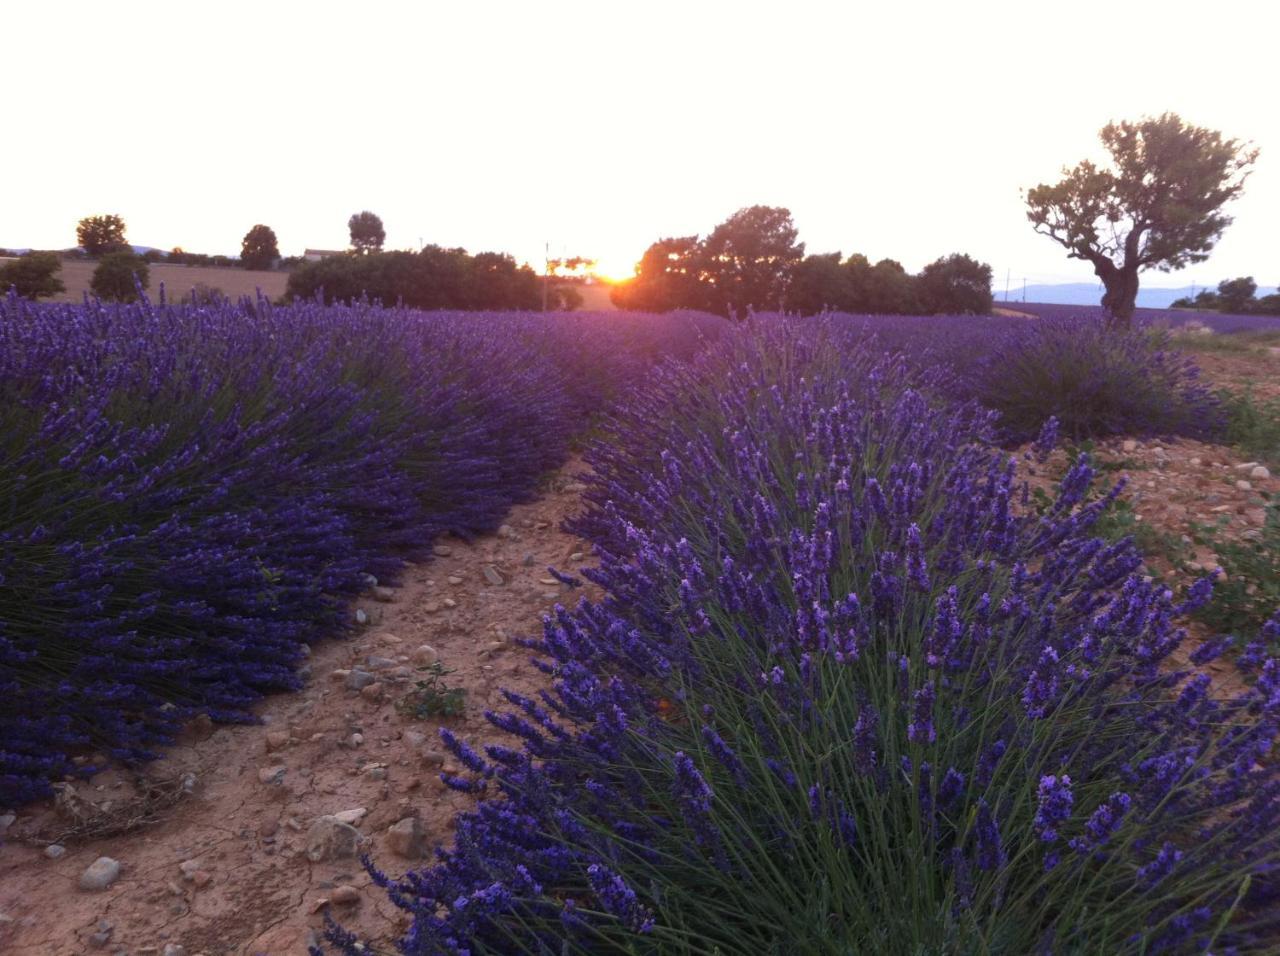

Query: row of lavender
834;311;1224;442
0;294;721;804
1008;301;1280;335
343;320;1280;954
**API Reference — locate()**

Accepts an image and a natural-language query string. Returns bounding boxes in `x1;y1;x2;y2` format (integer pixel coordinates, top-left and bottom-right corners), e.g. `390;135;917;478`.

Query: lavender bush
757;311;1224;442
0;293;711;804
343;320;1279;954
939;314;1225;441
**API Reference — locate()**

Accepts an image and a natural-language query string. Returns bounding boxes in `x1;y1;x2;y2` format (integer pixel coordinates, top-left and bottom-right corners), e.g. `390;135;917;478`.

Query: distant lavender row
777;311;1223;442
345;319;1279;954
1007;301;1280;335
0;295;721;804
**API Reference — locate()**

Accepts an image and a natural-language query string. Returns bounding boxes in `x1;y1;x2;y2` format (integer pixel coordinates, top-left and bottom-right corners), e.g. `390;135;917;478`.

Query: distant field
1;258;618;310
574;280;617;311
5;258;290;303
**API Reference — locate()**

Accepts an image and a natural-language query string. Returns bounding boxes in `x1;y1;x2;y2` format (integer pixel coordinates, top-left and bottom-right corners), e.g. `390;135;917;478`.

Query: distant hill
999;283;1279;309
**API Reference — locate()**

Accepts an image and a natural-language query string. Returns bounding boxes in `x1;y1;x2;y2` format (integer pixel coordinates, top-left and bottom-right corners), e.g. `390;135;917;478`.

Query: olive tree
1026;114;1256;326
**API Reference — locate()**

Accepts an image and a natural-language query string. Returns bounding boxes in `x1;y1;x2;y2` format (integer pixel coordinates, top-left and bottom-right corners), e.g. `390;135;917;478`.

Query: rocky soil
0;463;597;955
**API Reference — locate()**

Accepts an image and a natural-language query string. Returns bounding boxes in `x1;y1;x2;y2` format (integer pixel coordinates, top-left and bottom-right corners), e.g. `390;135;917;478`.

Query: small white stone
1236;480;1253;491
1250;465;1270;480
79;857;121;891
1122;440;1138;453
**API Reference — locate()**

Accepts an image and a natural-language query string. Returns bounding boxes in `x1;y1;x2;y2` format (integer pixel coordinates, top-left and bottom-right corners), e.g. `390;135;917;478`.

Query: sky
2;0;1276;288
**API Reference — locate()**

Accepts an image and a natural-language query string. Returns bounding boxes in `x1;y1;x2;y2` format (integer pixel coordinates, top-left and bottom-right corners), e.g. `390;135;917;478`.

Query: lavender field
1010;301;1280;335
2;295;1278;954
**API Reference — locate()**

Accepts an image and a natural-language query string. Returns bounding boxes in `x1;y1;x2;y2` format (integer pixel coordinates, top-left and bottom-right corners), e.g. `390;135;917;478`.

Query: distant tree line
284;246;572;310
1171;277;1280;315
610;206;993;316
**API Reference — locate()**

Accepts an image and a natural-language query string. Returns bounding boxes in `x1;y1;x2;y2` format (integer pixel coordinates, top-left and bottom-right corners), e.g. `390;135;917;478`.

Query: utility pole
1004;268;1011;302
1021;278;1027;302
541;240;549;312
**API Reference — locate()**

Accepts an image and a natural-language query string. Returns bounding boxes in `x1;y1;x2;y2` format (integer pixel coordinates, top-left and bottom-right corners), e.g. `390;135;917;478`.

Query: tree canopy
76;214;128;256
348;211;386;255
285;246;541;310
609;236;707;312
90;252;150;302
0;252;65;299
612;207;991;317
240;224;280;270
1171;276;1280;315
699;205;805;316
1026;113;1257;325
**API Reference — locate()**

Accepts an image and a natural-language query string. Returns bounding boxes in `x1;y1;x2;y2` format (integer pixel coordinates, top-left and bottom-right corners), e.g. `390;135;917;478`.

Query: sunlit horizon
2;0;1277;291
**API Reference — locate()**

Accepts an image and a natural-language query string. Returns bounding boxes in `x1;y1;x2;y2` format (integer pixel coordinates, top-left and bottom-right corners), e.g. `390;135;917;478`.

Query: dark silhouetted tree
610;236;707;312
76;214;128;256
1216;276;1257;314
284;246;540;310
787;252;848;314
0;253;65;299
1027;113;1257;326
918;253;994;314
700;205;804;317
864;258;921;314
90;252;150;302
348;211;385;255
241;224;280;270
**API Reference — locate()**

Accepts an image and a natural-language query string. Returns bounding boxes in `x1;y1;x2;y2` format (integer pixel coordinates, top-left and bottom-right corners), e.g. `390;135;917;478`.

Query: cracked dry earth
0;462;598;956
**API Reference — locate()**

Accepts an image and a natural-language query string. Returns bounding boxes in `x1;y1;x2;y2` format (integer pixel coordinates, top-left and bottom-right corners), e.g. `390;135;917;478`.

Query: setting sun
590;257;638;283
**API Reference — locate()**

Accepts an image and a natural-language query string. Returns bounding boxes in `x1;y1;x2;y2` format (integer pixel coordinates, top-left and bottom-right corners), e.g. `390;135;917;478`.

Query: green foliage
240;224;279;270
396;662;467;719
90;252;150;302
1090;495;1189;567
700;205;805;316
1175;330;1280;353
1193;508;1279;639
0;252;65;299
1221;389;1280;466
185;283;225;305
284;246;540;310
76;214;129;256
1027;113;1257;324
348;210;385;255
1216;276;1258;313
917;253;994;314
1172;279;1280;316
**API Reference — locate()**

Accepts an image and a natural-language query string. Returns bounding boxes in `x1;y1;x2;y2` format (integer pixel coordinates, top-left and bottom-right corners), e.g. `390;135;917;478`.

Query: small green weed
1090;496;1189;567
396;661;467;719
1220;388;1280;467
1192;506;1280;638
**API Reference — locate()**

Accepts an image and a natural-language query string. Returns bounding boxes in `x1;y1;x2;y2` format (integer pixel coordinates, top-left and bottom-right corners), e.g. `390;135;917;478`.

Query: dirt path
0;463;595;956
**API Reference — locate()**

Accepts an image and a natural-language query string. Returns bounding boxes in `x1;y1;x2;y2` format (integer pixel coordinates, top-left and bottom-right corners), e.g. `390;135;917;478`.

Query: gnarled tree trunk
1091;258;1140;328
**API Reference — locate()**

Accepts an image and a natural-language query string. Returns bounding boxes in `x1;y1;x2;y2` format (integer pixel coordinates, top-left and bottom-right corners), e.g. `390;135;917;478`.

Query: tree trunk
1094;261;1139;328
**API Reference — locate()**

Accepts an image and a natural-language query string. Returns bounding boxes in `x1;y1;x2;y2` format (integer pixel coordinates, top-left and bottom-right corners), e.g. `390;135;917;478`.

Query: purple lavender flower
908;681;937;744
1034;774;1074;843
586;863;654;933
